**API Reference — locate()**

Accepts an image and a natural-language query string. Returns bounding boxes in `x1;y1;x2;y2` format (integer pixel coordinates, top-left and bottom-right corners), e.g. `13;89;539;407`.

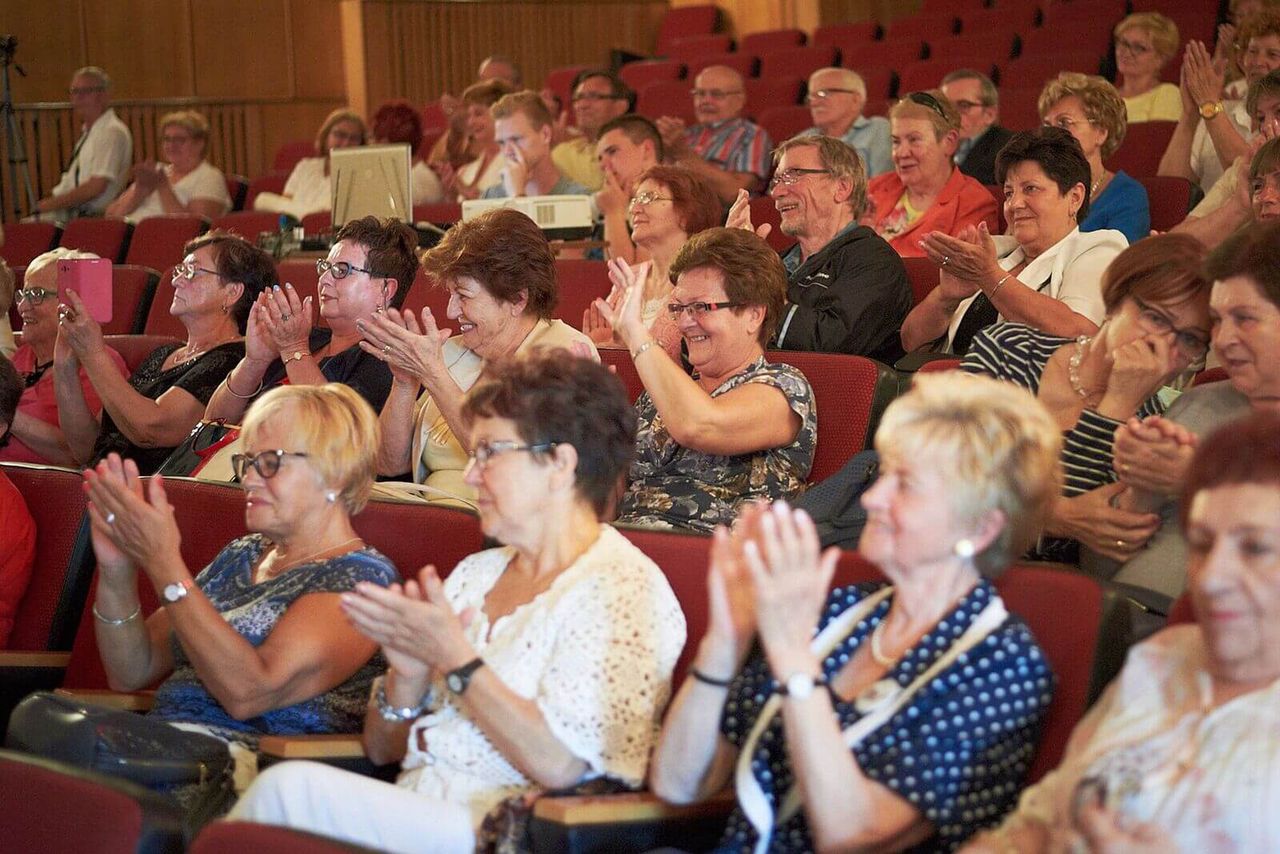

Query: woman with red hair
371;99;445;205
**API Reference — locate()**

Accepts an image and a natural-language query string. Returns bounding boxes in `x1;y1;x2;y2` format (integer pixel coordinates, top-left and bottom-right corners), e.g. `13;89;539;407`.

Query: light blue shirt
801;115;892;177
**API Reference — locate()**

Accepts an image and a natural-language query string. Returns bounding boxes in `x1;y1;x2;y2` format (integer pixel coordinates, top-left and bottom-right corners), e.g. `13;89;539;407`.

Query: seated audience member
965;412;1280;853
0;356;36;647
229;355;686;851
370;99;445;205
1159;12;1280;189
657;65;773;204
962;234;1211;565
0;256;14;357
83;384;397;788
1254;135;1280;218
32;67;131;224
2;249;128;466
864;90;999;258
1176;70;1280;242
362;209;596;506
53;232;274;474
552;70;632;191
800;67;892;177
436;80;515;202
432;56;523;172
602;228;816;533
105;110;231;222
594;114;664;263
726;135;912;361
253;109;367;219
1040;72;1151;242
942;70;1014;187
651;373;1060;853
1114;12;1183;122
1218;0;1279;99
205;216;410;422
1100;219;1280;599
584;165;721;357
902;128;1127;355
482;91;589;199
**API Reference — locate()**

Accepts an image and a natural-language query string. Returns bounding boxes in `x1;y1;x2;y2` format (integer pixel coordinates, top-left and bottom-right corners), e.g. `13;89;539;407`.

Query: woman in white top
230;352;686;854
1113;13;1184;123
360;208;597;507
253;109;366;219
435;80;513;202
902;127;1127;355
105;110;231;222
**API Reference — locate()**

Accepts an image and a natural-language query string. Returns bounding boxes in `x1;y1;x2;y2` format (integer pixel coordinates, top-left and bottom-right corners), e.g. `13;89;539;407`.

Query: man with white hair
3;249;128;465
33;67;132;223
799;67;892;177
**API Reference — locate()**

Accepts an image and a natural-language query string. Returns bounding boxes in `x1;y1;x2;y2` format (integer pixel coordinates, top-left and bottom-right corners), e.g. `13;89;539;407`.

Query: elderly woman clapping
84;384;397;785
229;354;685;852
651;373;1061;852
105;110;232;222
902;127;1128;355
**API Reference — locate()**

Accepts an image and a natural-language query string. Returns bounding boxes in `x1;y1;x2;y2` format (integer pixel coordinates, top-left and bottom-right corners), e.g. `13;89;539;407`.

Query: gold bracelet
93;603;141;626
989;273;1013;298
631;339;658;360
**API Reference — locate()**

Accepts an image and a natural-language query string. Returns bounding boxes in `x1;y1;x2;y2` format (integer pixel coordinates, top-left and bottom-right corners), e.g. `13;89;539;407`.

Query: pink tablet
57;258;113;323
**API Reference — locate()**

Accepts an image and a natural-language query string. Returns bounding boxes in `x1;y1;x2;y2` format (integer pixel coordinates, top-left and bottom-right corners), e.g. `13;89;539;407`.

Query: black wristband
690;667;734;687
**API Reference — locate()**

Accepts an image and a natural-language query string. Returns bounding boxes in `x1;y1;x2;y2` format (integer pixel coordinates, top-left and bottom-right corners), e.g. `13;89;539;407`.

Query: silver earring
325;490;338;504
954;538;976;559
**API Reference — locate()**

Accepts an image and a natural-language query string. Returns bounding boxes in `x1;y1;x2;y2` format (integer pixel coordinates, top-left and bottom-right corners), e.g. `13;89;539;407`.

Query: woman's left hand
261;283;314;356
358;306;452;387
1071;800;1180;854
82;453;184;578
918;223;1000;288
740;501;840;672
598;257;651;351
55;290;106;358
342;564;477;674
1098;334;1178;419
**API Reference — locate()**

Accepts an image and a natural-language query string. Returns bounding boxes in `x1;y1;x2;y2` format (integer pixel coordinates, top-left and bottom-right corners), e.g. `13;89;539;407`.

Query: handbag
156;419;243;481
5;691;237;838
794;449;879;549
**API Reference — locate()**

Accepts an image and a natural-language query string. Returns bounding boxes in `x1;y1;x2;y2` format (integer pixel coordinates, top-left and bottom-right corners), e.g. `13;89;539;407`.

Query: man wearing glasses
551;70;633;191
798;67;892;177
941;70;1012;187
31;67;132;224
657;66;772;204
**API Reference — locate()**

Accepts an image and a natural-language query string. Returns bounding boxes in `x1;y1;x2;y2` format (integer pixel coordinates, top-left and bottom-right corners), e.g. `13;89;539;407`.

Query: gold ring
1116;539;1125;548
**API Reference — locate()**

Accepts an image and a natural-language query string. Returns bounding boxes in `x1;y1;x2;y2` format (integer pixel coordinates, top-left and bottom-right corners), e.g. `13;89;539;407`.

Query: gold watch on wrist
1199;100;1225;120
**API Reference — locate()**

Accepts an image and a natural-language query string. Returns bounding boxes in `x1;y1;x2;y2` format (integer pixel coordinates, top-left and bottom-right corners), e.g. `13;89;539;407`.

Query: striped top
685;117;772;180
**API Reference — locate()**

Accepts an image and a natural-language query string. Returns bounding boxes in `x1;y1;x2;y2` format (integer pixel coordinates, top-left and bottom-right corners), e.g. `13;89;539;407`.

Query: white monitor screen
330;143;412;227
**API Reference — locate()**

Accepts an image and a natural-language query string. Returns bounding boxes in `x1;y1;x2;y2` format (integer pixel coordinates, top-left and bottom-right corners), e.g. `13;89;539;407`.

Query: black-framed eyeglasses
14;287;55;306
173;261;223;282
667;300;741;319
1133;297;1211;359
906;91;948;120
231;450;310;480
805;87;858;104
768;168;832;190
465;439;558;472
316;259;380;280
572;91;625;103
952;99;989;112
690;88;742;100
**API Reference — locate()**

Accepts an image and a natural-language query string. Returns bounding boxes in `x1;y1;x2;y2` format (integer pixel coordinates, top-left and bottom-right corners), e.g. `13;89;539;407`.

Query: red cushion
0;751;146;854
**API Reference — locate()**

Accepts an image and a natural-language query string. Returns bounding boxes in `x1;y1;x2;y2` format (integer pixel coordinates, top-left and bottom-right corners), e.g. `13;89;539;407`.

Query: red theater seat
123;215;209;273
0;222;60;267
740;28;807;55
59;218;132;263
657;4;720;56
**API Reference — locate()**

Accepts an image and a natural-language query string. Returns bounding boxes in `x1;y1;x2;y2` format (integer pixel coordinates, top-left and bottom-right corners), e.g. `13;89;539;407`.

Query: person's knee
230;760;324;821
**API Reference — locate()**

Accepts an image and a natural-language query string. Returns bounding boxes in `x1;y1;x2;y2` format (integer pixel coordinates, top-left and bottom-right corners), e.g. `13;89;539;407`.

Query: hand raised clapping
260;283;314;357
357;306;452;387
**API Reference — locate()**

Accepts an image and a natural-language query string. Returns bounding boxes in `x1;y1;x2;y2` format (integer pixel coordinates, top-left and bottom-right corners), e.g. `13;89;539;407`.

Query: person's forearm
602;211;639;263
1172;201;1252;246
630;346;742;451
420;370;471;454
53;361;101;464
376;380;419;476
104;183;145;218
94;574;164;691
362;669;429;765
991;280;1098;339
1157;117;1199;180
1204;114;1249;170
205;357;271;421
75;347;176;449
40;177;109;212
900;289;958;353
10;411;77;465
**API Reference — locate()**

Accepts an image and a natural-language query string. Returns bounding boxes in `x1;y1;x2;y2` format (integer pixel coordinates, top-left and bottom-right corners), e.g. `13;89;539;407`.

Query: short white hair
26;248;102;284
810;66;866;99
71;66;111;90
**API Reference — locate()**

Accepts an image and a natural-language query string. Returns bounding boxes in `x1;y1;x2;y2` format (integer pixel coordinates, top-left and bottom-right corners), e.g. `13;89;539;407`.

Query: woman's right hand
244;294;277;364
1052;484;1162;562
1098;334;1178;420
357;306;451;387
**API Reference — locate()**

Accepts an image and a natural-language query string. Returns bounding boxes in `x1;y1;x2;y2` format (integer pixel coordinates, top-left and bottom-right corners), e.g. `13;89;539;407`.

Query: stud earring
954;538;976;559
325;489;338;504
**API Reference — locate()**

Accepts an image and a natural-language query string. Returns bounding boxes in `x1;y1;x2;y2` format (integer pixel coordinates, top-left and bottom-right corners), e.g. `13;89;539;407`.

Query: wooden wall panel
82;0;195;98
3;0;88;103
192;0;294;99
668;0;923;36
292;0;346;99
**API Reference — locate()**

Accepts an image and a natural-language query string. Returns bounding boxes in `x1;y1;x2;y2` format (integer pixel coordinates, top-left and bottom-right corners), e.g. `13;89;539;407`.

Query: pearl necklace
1091;170;1109;197
869;620;898;668
256;535;363;584
1067;335;1100;401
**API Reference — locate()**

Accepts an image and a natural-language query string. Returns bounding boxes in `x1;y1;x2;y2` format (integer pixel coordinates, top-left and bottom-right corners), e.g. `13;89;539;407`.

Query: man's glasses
768;168;832;190
230;450;310;480
465;440;558;472
1133;297;1210;359
952;100;990;112
629;190;673;208
69;86;106;96
805;88;858;104
173;261;222;282
667;300;741;319
14;288;55;306
690;88;742;100
572;92;624;103
316;259;379;280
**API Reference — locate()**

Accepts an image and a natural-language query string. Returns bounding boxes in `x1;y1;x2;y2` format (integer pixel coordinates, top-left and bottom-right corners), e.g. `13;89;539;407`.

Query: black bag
5;692;237;839
794;449;880;549
155;419;241;480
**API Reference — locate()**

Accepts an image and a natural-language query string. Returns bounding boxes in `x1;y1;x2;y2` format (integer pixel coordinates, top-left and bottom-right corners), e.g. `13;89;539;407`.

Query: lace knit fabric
396;525;687;827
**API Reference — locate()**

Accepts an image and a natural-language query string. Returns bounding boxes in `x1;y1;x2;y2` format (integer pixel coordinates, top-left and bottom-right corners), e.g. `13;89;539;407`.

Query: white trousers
228;760;476;854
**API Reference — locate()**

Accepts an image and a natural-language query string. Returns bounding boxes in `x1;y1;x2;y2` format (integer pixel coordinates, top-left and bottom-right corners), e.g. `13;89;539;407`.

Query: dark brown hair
1101;232;1210;314
184;231;277;332
333;216;421;309
1204;218;1280;309
598;114;665;161
635;164;723;237
668;227;788;346
462;79;517;108
995;127;1094;221
420;208;556;317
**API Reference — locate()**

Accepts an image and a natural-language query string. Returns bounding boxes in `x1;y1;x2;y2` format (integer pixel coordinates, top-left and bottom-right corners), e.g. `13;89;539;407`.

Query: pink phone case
57;258;114;323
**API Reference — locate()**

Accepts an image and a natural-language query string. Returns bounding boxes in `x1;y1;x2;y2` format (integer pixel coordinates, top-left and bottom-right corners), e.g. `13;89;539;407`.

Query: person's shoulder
533;318;598;358
978;320;1064;349
1108;170;1146;196
1166;381;1250;424
752;359;814;398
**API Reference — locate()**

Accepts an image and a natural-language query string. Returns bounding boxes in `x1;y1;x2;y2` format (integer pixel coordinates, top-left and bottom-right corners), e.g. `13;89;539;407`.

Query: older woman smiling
105;110;232;222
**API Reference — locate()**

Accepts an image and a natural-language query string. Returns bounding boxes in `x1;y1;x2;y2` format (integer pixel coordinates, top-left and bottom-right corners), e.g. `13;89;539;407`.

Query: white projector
460;194;596;240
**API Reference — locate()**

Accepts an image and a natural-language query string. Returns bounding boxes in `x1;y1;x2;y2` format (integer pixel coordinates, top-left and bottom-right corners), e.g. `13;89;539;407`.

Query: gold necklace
869;620;898;667
257;535;363;583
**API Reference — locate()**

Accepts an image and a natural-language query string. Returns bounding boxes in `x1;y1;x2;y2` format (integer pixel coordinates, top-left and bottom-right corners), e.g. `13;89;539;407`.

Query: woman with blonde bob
254;109;367;219
651;373;1061;853
106;110;232;222
1113;13;1183;122
84;382;397;786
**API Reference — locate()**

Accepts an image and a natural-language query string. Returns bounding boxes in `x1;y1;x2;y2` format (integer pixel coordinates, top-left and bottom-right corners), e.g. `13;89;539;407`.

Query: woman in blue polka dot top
650;373;1062;853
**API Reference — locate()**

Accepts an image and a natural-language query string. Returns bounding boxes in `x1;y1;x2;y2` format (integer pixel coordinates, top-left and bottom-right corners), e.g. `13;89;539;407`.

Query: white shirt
253;156;330;218
411;160;445;205
396;525;686;827
52;107;133;215
1188;100;1252;189
126;159;232;223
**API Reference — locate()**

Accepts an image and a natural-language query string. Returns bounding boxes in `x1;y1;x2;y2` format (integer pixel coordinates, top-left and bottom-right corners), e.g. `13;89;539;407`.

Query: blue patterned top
716;581;1054;853
148;535;398;744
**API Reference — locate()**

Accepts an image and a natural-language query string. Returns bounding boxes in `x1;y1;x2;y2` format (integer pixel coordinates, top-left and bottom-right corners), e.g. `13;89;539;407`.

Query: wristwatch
779;671;829;700
282;350;308;365
445;657;486;695
161;579;192;604
1199;100;1225;120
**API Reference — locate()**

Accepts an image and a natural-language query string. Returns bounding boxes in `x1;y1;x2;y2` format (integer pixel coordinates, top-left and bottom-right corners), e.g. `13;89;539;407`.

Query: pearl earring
954;538;976;559
325;490;338;504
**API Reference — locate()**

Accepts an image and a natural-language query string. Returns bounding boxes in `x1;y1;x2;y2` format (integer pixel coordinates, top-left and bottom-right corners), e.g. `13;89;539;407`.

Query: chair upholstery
744;77;804;114
1105;121;1176;177
998;51;1102;94
740;28;807;55
620;60;685;92
104;334;184;374
276;258;321;310
225;174;249;212
882;14;959;45
59;218;133;264
193;821;380;853
352;500;486;582
544;65;593;111
400;269;451;322
245;173;288;210
664;33;733;65
272;140;317;175
923;32;1018;66
901;256;940;307
748;196;795;254
684;52;757;82
123;215;209;273
917;357;961;373
0;222;60;267
210;211;285;241
1167;593;1194;625
142;267;186;337
0;749;185;854
412;202;462;226
757;46;840;85
813;21;880;49
656;4;720;56
1192;366;1228;386
898;58;994;98
843;39;925;72
108;264;161;335
301;211;332;236
1019;27;1109;65
552;259;610;329
1137;176;1194;233
635;80;698;124
598;348;642;403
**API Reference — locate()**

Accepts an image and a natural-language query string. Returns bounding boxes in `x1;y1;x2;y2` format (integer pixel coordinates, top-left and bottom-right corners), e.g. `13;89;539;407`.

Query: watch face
163;582;188;602
785;673;815;699
447;673;464;693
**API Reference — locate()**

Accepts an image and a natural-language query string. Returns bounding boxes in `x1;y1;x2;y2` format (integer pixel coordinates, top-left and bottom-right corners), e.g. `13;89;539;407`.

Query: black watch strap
445;657;485;695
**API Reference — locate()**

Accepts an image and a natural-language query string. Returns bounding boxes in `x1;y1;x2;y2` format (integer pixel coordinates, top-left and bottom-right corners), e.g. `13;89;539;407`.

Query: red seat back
413;202;462;227
272;140;316;175
741;28;808;55
757;46;840;85
552;259;610;329
210;211;284;242
107;264;160;335
814;21;881;49
745;77;804;115
544;65;593;112
665;34;734;65
246;173;288;210
929;33;1019;67
1106;121;1177;177
0;223;60;267
1136;175;1193;233
884;14;959;45
636;80;699;124
123;215;209;272
192;820;369;853
902;256;940;307
657;5;721;56
353;500;486;582
401;269;451;322
843;39;926;74
2;464;94;652
225;174;249;212
276;258;321;312
142;267;186;337
616;525;710;685
59;218;132;264
104;334;183;374
301;211;332;236
685;52;758;82
599;348;643;403
917;357;961;374
1168;593;1195;625
999;51;1102;94
1193;366;1228;386
748;195;796;254
998;86;1047;132
620;60;686;92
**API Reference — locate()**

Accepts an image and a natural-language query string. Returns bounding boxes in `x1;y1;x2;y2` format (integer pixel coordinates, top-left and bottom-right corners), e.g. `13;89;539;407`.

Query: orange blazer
865;166;999;258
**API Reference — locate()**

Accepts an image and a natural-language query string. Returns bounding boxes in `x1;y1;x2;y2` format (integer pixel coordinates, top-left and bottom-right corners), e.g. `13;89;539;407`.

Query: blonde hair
889;90;961;140
1038;72;1128;158
26;247;101;285
875;373;1063;578
490;90;554;130
315;109;367;156
1115;12;1181;62
242;384;381;515
159;110;210;143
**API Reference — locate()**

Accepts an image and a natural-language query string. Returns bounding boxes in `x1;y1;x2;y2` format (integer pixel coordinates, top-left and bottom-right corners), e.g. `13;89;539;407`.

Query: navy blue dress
716;580;1054;853
148;535;399;744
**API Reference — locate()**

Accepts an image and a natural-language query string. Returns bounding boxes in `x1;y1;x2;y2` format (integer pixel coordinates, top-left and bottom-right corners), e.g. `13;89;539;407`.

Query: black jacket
773;224;911;364
957;124;1014;187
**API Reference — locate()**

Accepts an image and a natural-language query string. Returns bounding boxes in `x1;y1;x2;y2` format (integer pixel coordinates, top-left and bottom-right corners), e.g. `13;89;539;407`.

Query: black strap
950;292;1000;355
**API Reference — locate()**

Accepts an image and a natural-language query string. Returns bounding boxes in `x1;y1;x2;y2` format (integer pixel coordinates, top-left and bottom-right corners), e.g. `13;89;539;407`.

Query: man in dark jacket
727;135;911;363
942;69;1014;187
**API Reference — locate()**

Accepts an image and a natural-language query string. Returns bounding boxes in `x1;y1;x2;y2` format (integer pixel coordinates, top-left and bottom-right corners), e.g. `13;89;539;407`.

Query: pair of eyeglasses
69;86;105;96
1114;37;1153;55
465;440;558;472
572;92;624;103
14;287;55;306
805;87;858;104
629;190;673;208
952;99;989;112
161;135;193;145
906;91;948;120
231;450;310;480
1250;169;1280;196
690;88;742;100
173;261;222;282
768;168;832;190
667;300;741;319
1133;297;1211;359
316;259;379;280
1043;115;1093;131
